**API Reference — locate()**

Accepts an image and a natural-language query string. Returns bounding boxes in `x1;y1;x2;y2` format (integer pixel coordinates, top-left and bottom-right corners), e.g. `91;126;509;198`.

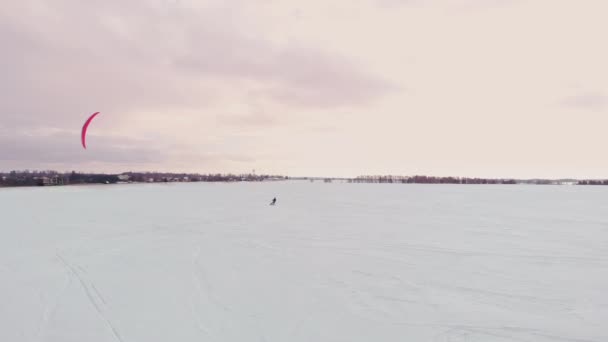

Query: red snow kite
81;112;100;149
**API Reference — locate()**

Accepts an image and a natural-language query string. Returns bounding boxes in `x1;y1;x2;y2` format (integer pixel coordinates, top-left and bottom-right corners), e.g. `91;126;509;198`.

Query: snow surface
1;181;607;341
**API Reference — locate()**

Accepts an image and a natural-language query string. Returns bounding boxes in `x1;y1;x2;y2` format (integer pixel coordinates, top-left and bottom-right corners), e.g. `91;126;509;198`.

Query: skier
270;197;277;205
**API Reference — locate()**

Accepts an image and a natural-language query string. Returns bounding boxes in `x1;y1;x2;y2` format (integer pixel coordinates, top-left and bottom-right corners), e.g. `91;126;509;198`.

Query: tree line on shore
577;180;608;185
2;170;607;187
351;175;608;185
0;170;287;187
351;175;517;184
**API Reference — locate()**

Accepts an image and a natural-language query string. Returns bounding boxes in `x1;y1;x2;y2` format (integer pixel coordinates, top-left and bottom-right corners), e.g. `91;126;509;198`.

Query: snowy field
1;181;607;342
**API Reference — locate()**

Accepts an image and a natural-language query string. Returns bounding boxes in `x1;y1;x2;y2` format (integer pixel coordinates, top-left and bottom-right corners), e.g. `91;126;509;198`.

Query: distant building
36;176;61;186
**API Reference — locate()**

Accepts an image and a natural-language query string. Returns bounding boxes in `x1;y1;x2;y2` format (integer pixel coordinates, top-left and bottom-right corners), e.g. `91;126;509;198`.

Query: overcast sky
1;0;607;178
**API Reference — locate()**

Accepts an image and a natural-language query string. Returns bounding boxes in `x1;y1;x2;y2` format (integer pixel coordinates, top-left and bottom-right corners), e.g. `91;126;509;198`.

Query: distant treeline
0;170;287;187
577;180;608;185
351;175;517;184
120;172;286;183
351;175;608;185
3;170;608;188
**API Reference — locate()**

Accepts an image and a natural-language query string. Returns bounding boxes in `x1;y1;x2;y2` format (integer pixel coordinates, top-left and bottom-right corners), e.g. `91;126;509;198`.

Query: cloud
0;0;394;171
375;0;521;10
561;92;608;110
0;127;260;172
1;13;205;129
175;39;394;108
1;0;392;127
0;130;164;165
217;108;279;127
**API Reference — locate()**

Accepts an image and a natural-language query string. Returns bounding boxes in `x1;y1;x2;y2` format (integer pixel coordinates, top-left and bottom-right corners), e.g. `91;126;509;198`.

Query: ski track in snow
56;253;125;342
188;245;213;338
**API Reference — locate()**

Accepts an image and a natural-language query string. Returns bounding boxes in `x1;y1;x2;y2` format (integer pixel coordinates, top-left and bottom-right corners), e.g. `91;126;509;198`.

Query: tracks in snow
56;252;125;342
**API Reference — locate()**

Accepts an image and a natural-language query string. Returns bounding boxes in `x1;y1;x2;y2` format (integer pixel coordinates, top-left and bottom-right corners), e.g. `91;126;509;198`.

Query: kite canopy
81;112;100;149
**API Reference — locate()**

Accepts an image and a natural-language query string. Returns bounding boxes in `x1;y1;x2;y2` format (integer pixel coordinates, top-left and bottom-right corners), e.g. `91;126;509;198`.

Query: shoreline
1;180;604;190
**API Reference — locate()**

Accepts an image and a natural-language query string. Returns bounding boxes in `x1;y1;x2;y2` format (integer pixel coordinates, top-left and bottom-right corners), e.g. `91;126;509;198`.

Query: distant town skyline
1;0;607;179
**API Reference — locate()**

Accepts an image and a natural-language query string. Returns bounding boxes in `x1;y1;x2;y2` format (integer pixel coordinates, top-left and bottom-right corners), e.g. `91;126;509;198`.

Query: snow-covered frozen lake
1;181;607;341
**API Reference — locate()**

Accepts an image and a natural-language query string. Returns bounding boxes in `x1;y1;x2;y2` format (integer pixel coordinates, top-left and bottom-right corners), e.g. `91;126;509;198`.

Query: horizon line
2;169;607;181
